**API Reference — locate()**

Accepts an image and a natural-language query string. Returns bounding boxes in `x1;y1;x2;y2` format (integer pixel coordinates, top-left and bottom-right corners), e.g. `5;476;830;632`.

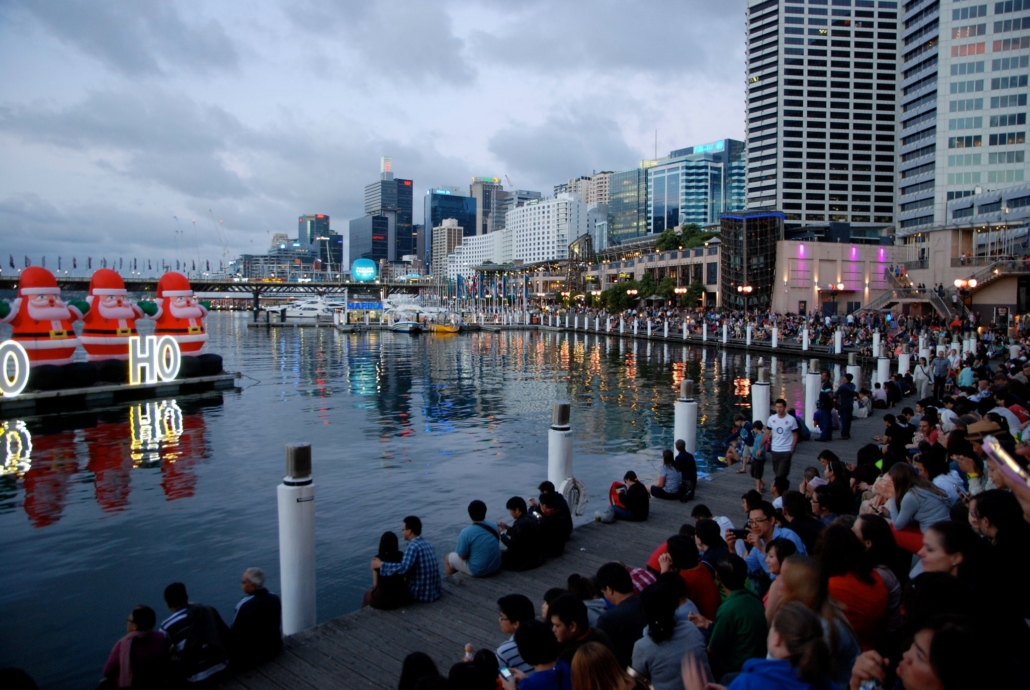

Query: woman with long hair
630;584;709;689
884;463;950;554
363;531;407;609
650;448;684;499
571;642;647;690
917;520;991;589
813;524;888;651
694;519;730;575
765;556;860;686
853;514;906;635
397;652;440;690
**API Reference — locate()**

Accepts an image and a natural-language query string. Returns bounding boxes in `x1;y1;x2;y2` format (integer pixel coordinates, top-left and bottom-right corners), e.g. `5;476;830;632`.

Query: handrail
926;289;952;319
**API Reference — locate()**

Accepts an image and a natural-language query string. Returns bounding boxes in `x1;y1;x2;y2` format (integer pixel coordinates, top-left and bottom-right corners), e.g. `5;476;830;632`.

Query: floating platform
1;373;240;419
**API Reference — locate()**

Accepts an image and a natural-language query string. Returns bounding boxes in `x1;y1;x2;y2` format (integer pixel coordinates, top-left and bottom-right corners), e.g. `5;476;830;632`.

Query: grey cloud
488;110;641;187
11;0;238;77
469;0;743;82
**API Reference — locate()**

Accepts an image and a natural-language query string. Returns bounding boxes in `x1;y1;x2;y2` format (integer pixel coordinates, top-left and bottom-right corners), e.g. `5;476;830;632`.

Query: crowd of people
391;335;1030;690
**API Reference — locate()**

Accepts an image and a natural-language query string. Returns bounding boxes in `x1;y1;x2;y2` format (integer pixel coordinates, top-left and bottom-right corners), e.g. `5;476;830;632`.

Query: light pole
824;282;844;316
954;277;977;309
737;284;753;311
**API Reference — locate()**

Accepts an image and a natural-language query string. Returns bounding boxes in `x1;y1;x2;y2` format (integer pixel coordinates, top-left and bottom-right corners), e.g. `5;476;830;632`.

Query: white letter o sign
0;340;30;398
156;336;181;382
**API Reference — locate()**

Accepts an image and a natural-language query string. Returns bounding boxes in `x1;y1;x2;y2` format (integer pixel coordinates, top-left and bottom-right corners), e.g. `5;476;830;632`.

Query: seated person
529;481;571;520
374;516;442;603
498;497;544;571
501;619;572;690
657;535;722;622
547;594;616;666
495;594;537;675
537;493;573;558
674;439;698;501
160;582;230;684
102;605;167;688
230;568;282;670
594;563;647;669
446;500;502;577
363;531;407;610
650;449;683;499
611;471;649;522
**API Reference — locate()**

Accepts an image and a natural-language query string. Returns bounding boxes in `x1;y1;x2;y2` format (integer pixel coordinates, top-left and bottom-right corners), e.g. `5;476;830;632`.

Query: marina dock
219;411;885;690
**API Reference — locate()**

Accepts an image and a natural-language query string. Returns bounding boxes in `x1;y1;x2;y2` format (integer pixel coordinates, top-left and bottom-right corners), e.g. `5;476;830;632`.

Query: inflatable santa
79;268;145;361
152;271;208;354
0;266;84;365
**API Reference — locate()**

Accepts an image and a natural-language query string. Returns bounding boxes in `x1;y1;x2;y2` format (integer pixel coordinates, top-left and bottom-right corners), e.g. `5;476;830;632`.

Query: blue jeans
816;409;832;442
612;506;645;521
840;408;853;438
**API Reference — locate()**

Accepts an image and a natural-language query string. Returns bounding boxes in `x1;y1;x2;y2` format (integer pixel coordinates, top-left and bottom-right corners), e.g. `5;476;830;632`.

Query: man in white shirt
765;398;799;480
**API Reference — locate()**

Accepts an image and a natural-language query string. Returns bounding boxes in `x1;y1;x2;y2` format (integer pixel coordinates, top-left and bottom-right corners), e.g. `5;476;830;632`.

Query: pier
219;410;887;690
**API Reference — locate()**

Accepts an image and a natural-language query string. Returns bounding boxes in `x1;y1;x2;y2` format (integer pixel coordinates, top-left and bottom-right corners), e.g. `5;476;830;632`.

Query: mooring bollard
548;402;573;488
682;322;688;340
847;352;862;389
802;328;810;351
278;444;316;636
898;345;911;376
722;323;728;344
664;322;669;339
872;330;881;357
805;359;821;430
877;345;891;389
834;329;843;355
746;325;752;346
647;320;652;337
633;320;639;335
703;322;708;342
772;327;778;349
620;318;625;334
752;367;770;424
565;313;570;329
675;380;698;455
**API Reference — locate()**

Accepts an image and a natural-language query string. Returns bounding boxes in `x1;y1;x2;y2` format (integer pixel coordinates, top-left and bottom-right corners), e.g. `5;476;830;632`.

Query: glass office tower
647;139;746;233
422;189;477;267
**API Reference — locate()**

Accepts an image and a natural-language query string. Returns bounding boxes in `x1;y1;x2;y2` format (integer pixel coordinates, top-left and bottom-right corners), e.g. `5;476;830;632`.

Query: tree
655;228;681;252
657;276;677;301
684;281;706;306
639;273;657;298
601;281;640;312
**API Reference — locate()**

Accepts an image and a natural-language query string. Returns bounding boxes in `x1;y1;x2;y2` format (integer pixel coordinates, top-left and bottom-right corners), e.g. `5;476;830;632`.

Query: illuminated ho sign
128;336;182;385
1;341;30;399
351;258;378;282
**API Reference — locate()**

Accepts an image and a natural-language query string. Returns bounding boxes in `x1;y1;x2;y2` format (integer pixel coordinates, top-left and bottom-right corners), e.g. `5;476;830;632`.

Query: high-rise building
554;172;613;205
298;214;330;246
422;187;477;267
897;0;1030;236
431;218;465;278
348;215;390;264
351;157;414;263
648;140;746;233
720;210;785;310
506;194;589;264
608;167;649;245
498;189;543;230
745;0;899;229
469;177;506;235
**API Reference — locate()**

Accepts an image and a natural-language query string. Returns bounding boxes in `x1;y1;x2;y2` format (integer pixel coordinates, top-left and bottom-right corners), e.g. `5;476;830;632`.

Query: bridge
0;276;423;310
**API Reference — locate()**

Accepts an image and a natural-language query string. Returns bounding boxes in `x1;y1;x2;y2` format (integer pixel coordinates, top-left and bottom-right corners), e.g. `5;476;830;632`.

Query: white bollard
919;333;927;353
633;320;639;335
771;356;778;378
647;321;652;337
595;317;600;332
805;359;821;430
877;347;891;391
872;330;881;356
898;346;911;377
664;322;669;339
752;367;771;424
772;327;778;349
683;322;688;340
722;323;728;343
278;444;316;636
703;322;708;341
746;325;753;346
565;313;570;329
674;380;698;455
606;317;611;333
847;353;862;390
803;328;810;351
919;347;930;363
574;315;579;330
620;319;625;334
547;402;574;488
834;330;843;354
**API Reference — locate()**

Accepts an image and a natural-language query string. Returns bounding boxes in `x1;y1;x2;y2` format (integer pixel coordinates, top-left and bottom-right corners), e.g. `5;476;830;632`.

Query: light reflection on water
0;314;851;688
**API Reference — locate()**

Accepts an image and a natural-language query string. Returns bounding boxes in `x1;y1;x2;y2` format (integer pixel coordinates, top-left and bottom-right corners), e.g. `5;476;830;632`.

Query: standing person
931;352;950;401
230;567;282;670
373;516;442;602
445;500;502;577
650;449;683;500
766;399;799;481
913;357;932;399
749;421;767;494
835;373;857;440
498;497;544;571
101;605;167;689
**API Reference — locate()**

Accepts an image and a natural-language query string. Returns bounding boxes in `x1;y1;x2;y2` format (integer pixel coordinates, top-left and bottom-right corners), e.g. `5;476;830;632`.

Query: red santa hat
157;271;194;299
17;266;61;297
86;268;127;303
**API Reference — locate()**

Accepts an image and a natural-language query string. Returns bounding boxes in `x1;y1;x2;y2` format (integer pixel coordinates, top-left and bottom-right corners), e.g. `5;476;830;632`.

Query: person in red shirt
814;524;888;651
657;535;722;621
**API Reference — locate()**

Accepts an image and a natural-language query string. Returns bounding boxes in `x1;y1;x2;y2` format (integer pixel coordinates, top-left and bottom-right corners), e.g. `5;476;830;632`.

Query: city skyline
0;1;747;263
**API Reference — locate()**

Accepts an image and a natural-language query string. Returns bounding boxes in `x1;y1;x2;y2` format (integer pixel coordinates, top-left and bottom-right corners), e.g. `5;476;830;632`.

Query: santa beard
168;302;203;320
27;302;73;321
97;303;137;320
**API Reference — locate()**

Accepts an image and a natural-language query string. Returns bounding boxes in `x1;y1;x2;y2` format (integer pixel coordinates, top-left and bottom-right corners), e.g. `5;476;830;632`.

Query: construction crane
504;174;515;190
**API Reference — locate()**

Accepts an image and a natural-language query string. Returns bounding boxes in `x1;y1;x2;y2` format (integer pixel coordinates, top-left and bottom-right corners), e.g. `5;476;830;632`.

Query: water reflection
0;396;219;526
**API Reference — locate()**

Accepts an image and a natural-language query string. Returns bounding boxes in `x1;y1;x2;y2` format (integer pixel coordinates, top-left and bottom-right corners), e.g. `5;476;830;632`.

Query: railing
927;289;953;319
903;259;929;270
950;256;1004;268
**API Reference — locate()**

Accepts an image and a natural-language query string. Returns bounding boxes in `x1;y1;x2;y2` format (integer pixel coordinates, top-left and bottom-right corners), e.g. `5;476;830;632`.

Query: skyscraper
470;177;506;235
648;140;746;233
745;0;899;229
352;157;414;262
298;214;330;246
422;187;477;268
608;167;649;245
897;0;1030;235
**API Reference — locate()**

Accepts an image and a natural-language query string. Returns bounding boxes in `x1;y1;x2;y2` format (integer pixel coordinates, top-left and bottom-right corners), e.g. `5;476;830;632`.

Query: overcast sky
0;0;746;267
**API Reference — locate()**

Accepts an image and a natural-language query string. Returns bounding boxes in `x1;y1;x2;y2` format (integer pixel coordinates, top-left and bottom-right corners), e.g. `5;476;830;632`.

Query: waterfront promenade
220;406;889;689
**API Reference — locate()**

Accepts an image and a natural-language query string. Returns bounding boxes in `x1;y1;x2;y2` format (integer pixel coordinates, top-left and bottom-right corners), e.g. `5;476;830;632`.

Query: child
749;420;767;493
721;414;753;468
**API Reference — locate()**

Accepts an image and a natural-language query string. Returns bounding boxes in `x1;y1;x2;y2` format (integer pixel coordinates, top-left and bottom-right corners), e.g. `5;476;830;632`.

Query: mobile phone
729;528;750;540
500;667;513;680
982;435;1030;488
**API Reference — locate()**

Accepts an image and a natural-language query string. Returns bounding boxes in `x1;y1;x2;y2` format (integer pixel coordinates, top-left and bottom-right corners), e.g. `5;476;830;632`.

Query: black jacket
501;514;544;571
230;588;283;670
622;482;650;520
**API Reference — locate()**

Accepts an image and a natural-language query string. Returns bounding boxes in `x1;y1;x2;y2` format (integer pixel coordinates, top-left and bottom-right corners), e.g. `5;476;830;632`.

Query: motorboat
267;295;347;319
389;319;422;333
428;313;462;334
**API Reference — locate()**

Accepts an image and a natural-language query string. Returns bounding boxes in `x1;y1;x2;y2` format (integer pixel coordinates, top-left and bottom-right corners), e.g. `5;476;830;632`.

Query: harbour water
0;314;844;688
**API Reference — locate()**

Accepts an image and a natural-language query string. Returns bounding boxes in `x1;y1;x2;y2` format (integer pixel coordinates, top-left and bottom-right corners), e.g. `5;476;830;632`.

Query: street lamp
737;284;753;310
954;277;977;309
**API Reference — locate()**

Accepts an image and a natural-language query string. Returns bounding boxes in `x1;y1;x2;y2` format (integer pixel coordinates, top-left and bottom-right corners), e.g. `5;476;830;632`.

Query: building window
790;259;812;288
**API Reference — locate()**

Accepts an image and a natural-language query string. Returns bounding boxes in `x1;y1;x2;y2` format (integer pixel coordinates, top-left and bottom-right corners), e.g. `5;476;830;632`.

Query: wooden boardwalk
221;409;889;689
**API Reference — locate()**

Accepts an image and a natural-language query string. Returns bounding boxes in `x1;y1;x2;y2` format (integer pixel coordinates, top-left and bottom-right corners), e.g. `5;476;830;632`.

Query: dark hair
403;515;423;536
468;500;487;522
766;538;798;565
130;605;156;631
743;490;764;511
163;582;188;609
817;449;840;464
666;535;700;570
691;504;714;519
752;500;776;520
472;649;498;681
855;514;908;586
715;554;748;591
398;652;440;690
378;531;401;560
547;593;589;632
815;524;874;583
497;594;535;624
656;571;687;601
639;584;678;644
888;463;944;505
566;574;598;601
884;413;896;425
782;490;810;519
856;443;882;467
514;619;560;666
595;563;633;595
675;439;686;451
926;521;987;584
662;449;675;467
772;476;790;495
826;460;851;490
538;481;556;494
543;587;567;607
540;492;560;510
902;573;977;637
695;519;726;550
623;470;638;482
773;602;832;685
505;496;527;514
775;398;787;406
812;485;835;514
447;661;493;690
974;489;1026;536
